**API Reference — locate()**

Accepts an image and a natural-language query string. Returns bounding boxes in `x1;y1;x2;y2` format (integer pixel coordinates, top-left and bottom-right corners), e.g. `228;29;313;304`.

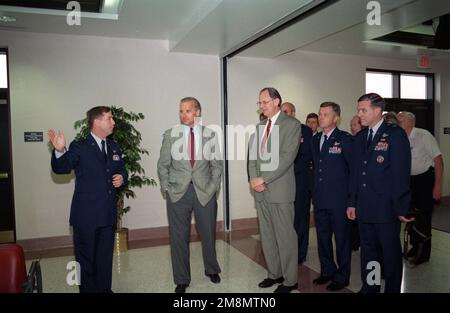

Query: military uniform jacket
312;128;353;210
51;134;128;229
349;121;411;223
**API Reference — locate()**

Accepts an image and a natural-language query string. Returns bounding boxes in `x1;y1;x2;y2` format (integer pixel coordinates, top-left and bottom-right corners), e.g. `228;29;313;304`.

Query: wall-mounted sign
24;131;43;142
417;53;430;69
444;128;450;135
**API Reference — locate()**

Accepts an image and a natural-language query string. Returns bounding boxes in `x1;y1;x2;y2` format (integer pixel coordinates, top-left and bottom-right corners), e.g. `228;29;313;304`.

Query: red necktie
189;127;195;167
260;119;271;154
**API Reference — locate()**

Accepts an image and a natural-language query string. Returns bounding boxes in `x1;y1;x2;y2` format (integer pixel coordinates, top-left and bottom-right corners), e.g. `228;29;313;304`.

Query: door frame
0;47;16;243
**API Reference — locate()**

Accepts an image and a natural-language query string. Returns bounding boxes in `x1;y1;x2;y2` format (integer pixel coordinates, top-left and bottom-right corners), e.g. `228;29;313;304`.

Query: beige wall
227;51;450;222
1;30;222;240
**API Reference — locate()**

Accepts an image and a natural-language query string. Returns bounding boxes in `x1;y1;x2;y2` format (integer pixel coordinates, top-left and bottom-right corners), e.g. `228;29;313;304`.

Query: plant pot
114;227;128;255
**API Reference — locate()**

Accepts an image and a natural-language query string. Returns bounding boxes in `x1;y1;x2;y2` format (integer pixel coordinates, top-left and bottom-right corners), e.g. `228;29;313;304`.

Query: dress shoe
258;277;284;288
312;276;332;285
326;281;348;291
175;284;189;293
274;283;298;293
205;273;221;284
411;256;430;266
406;248;417;258
298;257;305;265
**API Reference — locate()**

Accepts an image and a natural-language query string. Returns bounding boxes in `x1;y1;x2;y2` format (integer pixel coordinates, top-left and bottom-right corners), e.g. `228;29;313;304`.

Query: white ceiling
296;0;450;60
240;0;450;60
0;0;315;55
0;0;449;60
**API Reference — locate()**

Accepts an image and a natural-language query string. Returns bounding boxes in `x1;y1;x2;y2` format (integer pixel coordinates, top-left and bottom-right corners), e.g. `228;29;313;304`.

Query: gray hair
281;102;296;113
320;101;341;117
399;111;416;125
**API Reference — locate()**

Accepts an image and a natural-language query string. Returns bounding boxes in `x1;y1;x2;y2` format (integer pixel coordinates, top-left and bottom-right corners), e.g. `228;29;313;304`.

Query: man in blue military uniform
48;106;128;293
347;93;413;293
280;102;313;265
311;102;353;291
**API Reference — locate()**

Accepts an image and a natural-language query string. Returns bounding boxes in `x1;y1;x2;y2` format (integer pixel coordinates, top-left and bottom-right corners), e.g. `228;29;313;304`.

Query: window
365;68;435;134
0;54;7;88
365;72;393;98
400;74;426;99
365;69;432;100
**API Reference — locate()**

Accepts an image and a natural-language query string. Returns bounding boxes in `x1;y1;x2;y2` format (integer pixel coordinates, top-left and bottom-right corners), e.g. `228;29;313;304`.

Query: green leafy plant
74;106;156;230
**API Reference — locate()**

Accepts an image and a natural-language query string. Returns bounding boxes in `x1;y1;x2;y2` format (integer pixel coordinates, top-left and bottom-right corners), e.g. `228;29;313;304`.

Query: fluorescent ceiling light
102;0;123;14
0;1;124;20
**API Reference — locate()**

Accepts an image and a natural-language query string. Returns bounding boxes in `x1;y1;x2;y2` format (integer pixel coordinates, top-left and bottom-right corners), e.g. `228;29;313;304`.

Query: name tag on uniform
374;142;388;151
328;146;342;154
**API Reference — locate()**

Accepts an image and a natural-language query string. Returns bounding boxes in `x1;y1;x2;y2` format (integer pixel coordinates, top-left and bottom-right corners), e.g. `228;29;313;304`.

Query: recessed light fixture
0;15;16;23
102;0;123;14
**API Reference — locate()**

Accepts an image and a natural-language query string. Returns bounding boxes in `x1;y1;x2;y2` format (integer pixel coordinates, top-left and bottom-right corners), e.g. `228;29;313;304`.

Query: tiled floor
27;226;450;293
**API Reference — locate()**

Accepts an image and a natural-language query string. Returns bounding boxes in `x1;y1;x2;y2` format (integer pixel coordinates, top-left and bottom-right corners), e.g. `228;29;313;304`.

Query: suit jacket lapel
326;128;339;158
313;133;321;157
106;139;114;165
173;126;191;169
320;129;335;158
192;126;205;170
87;133;106;166
267;111;285;148
366;121;387;156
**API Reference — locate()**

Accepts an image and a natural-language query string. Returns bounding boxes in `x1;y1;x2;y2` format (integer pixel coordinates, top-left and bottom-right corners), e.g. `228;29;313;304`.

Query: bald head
281;102;296;117
350;115;362;135
397;111;415;134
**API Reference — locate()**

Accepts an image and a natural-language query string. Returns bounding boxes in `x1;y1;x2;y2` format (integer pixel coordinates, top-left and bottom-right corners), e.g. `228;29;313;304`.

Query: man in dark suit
48;106;128;293
280;102;313;264
311;102;353;291
347;93;413;293
306;113;319;136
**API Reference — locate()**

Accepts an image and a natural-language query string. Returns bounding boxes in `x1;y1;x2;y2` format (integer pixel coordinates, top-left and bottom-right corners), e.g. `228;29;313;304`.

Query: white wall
2;29;449;240
0;30;222;240
228;50;450;221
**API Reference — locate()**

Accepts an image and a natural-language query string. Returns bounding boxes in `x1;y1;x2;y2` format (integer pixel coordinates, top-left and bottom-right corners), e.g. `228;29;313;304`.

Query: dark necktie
189;128;195;167
367;129;373;150
260;118;272;154
101;140;107;163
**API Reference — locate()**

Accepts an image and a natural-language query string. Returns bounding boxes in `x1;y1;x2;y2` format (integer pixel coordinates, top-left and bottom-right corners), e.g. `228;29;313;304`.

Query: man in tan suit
249;87;301;293
157;97;223;293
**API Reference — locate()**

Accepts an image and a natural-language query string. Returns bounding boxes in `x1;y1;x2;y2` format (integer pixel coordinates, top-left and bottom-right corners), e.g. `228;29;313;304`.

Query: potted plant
74;106;156;254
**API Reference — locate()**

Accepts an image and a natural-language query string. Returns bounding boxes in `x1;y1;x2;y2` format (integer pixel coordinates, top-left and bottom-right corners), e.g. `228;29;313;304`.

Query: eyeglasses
256;99;273;106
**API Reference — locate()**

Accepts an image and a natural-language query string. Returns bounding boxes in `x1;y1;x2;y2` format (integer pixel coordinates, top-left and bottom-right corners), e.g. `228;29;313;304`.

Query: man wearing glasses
248;87;301;293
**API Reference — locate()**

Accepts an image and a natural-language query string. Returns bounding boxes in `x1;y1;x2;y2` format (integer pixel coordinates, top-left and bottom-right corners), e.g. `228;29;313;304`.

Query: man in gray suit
157;97;223;293
249;87;301;293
